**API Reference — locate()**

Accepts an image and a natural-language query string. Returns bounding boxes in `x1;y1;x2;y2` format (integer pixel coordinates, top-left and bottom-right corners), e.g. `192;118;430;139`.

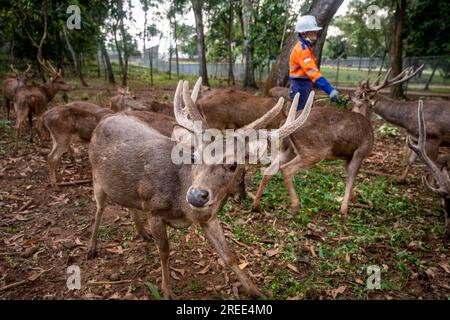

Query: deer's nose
187;188;210;207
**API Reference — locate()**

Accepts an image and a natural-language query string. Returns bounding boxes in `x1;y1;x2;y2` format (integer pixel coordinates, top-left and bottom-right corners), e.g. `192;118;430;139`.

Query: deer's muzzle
187;187;210;208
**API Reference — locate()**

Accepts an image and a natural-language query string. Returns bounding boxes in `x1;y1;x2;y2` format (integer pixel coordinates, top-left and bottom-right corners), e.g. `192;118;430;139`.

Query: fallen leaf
425;267;438;278
107;293;121;300
331;286;346;299
123;293;139;300
239;262;248;270
345;252;351;263
438;262;450;274
75;238;84;246
197;264;210;275
266;249;278;258
170;271;180;281
286;263;300;274
355;278;365;285
170;267;185;276
331;268;345;275
14;214;28;221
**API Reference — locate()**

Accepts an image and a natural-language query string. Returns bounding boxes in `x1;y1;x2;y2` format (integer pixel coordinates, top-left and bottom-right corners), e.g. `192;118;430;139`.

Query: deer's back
90;114;184;213
291;107;374;160
15;86;48;114
2;78;18;99
197;89;283;129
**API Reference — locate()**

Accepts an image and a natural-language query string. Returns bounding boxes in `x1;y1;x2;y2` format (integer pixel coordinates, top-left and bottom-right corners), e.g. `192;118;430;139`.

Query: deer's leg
129;209;152;241
341;152;365;217
280;155;319;215
252;147;292;210
202;218;262;298
14;108;28;150
148;215;171;299
345;160;356;203
444;200;450;239
424;141;440;187
28;112;33;143
48;134;70;187
87;181;107;259
252;173;274;210
5;98;10;120
399;148;417;181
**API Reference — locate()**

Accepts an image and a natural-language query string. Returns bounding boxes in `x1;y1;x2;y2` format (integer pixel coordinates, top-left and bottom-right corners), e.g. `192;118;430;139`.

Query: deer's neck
42;82;58;101
373;95;415;129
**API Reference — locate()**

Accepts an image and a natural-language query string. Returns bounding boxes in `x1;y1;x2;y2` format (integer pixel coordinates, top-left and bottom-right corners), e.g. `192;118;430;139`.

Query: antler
173;78;205;132
270;91;313;139
10;64;19;75
407;100;450;197
371;64;424;92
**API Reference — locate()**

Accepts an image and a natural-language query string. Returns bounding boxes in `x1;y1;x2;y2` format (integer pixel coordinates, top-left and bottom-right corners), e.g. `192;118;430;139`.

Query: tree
241;0;256;88
265;0;343;93
389;0;406;98
191;0;209;86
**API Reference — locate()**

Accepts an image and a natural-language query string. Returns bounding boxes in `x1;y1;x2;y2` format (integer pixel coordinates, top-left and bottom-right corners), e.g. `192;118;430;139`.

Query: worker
289;15;340;109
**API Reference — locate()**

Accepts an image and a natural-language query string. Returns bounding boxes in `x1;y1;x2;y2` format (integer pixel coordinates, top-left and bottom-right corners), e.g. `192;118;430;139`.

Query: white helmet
295;15;322;33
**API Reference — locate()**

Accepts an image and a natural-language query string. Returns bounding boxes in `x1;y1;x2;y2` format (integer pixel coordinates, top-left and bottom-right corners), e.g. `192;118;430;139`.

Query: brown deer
268;86;290;101
110;87;140;112
87;78;312;299
407;101;450;238
2;64;32;120
252;88;376;216
350;65;450;181
14;60;70;150
38;102;177;187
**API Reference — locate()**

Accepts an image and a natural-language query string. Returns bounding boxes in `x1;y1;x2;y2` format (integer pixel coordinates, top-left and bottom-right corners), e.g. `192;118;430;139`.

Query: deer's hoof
139;230;153;242
247;286;263;299
87;249;97;259
290;205;300;215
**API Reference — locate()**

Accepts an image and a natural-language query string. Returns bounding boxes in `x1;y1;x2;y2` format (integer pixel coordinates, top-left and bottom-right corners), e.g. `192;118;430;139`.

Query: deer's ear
172;126;194;147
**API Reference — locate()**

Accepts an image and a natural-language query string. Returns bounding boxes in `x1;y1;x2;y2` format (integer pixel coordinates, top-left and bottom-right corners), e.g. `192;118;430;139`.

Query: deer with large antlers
13;59;70;150
87;78;312;299
408;101;450;238
252;90;376;216
2;64;32;120
350;65;450;181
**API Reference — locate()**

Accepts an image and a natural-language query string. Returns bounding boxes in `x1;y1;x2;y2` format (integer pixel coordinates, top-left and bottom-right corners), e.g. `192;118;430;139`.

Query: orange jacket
289;38;322;82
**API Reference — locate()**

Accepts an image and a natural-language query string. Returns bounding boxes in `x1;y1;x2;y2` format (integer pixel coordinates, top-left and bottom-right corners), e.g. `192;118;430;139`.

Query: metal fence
137;55;450;91
321;56;450;91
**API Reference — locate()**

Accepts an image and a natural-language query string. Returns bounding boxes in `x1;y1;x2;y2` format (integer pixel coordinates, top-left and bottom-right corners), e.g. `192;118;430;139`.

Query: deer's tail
36;114;50;142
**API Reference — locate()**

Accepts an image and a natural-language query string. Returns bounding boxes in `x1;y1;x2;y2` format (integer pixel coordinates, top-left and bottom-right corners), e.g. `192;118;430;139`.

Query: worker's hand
329;89;340;103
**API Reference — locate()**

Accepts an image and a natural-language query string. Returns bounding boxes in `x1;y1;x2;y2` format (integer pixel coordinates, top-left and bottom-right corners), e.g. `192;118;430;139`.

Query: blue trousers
289;78;313;110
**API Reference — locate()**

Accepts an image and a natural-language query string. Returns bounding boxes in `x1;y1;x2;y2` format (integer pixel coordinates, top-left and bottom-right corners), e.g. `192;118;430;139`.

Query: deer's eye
228;162;237;172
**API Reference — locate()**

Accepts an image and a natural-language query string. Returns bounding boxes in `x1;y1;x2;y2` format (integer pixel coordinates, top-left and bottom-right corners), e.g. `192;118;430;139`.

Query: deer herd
1;61;449;299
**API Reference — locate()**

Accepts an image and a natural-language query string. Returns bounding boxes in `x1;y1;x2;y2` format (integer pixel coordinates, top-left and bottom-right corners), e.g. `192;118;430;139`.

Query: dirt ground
0;82;448;300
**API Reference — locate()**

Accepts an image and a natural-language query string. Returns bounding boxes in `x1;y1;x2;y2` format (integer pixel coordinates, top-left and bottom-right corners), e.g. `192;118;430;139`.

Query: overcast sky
126;0;351;58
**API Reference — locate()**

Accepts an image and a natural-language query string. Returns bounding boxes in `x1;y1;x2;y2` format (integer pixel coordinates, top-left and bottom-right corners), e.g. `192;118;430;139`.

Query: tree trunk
119;18;129;86
242;0;257;88
389;0;406;98
114;27;126;86
227;0;235;86
174;18;180;78
101;40;115;85
191;0;209;86
63;26;88;86
264;0;343;94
